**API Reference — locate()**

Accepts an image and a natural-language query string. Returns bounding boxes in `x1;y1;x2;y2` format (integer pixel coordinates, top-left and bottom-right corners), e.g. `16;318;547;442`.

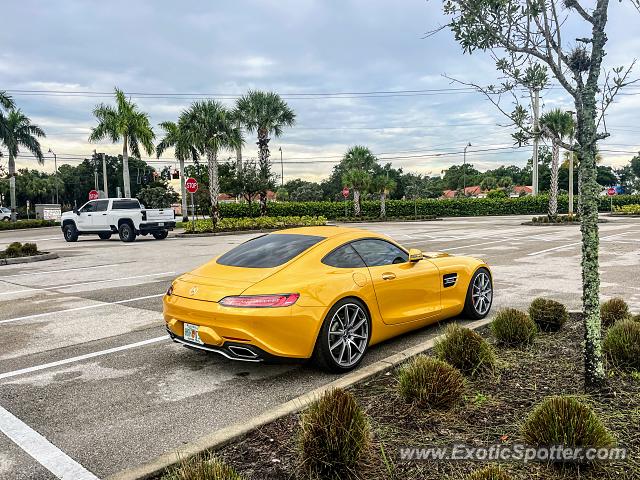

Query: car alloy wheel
327;303;369;368
471;271;493;316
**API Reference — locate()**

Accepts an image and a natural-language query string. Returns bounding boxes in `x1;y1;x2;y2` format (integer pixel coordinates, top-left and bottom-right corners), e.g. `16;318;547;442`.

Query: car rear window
112;200;140;209
217;234;325;268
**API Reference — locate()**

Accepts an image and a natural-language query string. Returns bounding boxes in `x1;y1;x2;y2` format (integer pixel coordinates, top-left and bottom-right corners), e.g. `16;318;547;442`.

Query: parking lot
1;215;639;480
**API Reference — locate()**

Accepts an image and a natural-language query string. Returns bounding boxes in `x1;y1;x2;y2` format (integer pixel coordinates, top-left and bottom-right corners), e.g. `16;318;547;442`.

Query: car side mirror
408;248;423;262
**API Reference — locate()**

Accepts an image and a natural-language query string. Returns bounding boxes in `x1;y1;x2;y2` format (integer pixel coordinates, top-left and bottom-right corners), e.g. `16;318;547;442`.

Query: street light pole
48;149;58;205
463;142;471;193
279;147;283;187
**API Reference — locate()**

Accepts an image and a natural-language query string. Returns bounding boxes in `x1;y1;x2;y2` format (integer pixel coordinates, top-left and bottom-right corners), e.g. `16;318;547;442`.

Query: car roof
272;225;385;240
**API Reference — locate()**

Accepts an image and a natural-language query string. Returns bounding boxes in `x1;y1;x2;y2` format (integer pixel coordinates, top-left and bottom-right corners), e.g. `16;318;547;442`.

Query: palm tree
236;91;295;215
156;117;199;222
540;109;575;218
0;91;16;141
342;145;378;172
89;88;155;198
371;175;396;218
342;169;371;217
0;110;45;221
182;100;242;225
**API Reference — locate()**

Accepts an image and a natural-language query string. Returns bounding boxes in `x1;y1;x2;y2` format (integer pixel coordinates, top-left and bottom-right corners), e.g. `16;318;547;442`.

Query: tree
480;175;497;191
0;110;45;221
227;160;263;217
182;100;241;225
0;91;16;140
370;175;397;218
275;187;289;201
439;0;638;388
236;91;295;215
89;88;155;198
342;169;371;217
156;118;199;221
136;184;179;208
540;109;575;217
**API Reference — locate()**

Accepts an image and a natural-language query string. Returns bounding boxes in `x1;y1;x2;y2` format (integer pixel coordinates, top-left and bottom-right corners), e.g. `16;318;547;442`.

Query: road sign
89;190;99;200
607;187;616;196
186;177;199;194
342;187;349;198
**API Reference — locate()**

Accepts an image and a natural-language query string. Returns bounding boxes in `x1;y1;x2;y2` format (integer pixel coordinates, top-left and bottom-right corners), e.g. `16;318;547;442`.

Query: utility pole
92;151;99;191
48;149;59;205
102;153;108;198
279;147;284;186
567;110;575;215
532;87;541;195
463;142;471;193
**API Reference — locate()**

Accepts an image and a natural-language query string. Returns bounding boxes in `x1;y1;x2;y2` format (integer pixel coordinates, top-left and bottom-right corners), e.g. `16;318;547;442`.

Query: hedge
0;220;58;230
184;215;326;233
217;194;640;220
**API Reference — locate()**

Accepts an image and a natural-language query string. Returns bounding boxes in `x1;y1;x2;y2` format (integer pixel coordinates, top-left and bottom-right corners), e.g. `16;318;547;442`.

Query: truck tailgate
143;208;174;222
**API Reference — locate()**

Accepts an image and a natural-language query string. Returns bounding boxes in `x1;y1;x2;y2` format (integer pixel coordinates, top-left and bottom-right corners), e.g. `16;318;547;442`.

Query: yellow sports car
164;226;492;372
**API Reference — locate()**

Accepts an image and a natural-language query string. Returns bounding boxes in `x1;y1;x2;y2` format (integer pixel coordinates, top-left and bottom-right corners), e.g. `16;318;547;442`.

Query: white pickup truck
61;198;176;242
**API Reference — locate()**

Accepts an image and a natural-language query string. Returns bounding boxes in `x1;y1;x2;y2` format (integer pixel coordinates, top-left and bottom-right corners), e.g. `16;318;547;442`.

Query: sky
1;0;639;182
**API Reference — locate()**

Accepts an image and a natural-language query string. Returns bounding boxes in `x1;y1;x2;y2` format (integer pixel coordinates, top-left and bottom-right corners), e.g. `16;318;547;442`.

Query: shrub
491;308;537;347
0;219;57;230
600;297;631;328
435;324;495;376
20;243;38;256
613;204;640;215
299;388;370;478
464;465;512;480
521;396;615;457
603;319;640;372
161;454;243;480
4;242;23;258
184;215;326;233
528;298;568;332
397;355;465;409
632;314;640;323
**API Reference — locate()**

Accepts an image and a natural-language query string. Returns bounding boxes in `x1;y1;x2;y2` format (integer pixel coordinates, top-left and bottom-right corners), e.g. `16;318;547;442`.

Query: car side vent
443;273;458;288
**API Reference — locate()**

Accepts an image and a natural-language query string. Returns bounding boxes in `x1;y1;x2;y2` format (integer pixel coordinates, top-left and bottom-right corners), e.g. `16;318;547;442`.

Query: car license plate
158;222;164;227
183;323;203;345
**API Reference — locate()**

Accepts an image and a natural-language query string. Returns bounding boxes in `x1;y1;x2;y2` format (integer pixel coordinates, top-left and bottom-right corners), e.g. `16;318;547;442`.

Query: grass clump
632;313;640;323
161;454;243;480
435;324;495;376
490;308;537;347
1;241;40;259
600;297;631;328
464;465;512;479
521;396;615;458
397;355;465;409
528;298;568;332
299;388;370;478
603;319;640;372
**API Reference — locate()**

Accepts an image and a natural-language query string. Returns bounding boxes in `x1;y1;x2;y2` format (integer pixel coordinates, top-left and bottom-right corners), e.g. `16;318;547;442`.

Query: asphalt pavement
0;215;639;479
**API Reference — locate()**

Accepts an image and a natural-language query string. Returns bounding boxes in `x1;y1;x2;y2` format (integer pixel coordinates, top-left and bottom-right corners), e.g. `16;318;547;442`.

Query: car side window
79;201;96;213
322;244;366;268
351;239;408;267
95;200;109;212
112;200;140;210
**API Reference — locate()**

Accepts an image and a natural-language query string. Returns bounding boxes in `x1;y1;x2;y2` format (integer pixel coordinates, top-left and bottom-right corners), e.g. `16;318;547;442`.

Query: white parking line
0;271;175;295
0;406;99;479
527;232;633;256
0;294;165;325
0;236;61;243
0;263;130;278
0;336;167;381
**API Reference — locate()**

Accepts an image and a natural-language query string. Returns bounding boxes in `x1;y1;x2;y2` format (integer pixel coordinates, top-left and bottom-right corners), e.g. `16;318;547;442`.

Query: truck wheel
98;233;112;240
63;224;79;242
152;230;168;240
118;223;136;243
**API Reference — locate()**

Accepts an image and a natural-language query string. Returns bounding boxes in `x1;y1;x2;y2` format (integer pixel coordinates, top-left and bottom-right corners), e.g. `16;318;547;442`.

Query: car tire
463;267;493;319
118;223;136;243
313;297;371;373
63;224;79;242
98;233;112;240
152;230;168;240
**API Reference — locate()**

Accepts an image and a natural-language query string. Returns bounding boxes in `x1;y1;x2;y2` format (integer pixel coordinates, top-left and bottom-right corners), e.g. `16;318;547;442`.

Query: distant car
1;207;12;221
164;226;493;372
61;198;176;242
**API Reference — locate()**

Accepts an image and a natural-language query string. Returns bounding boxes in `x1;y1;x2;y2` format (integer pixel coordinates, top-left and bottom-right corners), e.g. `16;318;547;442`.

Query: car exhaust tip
227;345;259;359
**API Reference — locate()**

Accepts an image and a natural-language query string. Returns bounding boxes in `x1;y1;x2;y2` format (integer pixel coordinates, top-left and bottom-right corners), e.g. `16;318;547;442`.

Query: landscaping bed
611;204;640;217
0;242;57;265
0;219;58;230
182;313;639;480
182;216;326;234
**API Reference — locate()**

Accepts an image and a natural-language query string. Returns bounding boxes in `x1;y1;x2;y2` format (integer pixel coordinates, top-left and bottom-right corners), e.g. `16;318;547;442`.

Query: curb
107;316;493;480
0;252;59;266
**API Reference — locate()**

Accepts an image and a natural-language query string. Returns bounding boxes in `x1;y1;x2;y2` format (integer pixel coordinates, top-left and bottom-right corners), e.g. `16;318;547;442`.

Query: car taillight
219;293;300;308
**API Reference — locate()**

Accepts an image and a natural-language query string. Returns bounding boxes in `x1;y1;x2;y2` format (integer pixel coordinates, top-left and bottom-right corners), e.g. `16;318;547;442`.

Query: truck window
79;201;97;213
95;200;109;212
112;200;140;210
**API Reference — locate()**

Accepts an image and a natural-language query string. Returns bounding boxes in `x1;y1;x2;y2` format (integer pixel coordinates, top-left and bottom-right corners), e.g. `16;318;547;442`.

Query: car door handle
382;272;396;280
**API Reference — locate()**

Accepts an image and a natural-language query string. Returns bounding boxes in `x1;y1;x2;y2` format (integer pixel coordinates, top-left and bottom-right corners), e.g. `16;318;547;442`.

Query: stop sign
185;177;199;194
88;190;99;200
607;187;616;196
342;187;350;198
